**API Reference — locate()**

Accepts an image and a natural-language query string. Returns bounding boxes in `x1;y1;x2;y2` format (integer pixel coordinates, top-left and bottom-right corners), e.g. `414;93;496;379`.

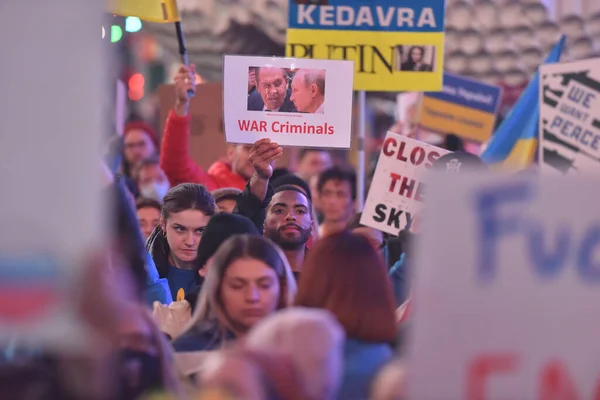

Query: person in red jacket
160;64;255;191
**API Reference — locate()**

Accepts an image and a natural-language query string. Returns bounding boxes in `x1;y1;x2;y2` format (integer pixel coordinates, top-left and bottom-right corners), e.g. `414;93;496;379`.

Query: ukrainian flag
481;36;566;169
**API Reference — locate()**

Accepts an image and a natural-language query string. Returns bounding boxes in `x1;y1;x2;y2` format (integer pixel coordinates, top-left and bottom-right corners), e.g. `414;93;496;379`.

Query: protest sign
539;57;600;174
223;55;354;148
409;174;600;399
360;132;448;235
420;73;502;142
0;0;104;348
286;0;445;92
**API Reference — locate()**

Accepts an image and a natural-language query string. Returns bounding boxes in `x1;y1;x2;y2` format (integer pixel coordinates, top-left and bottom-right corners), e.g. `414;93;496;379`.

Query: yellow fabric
109;0;180;22
501;138;537;169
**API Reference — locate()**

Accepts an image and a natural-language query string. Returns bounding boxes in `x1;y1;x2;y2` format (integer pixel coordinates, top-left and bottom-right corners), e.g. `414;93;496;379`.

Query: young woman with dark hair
146;183;217;301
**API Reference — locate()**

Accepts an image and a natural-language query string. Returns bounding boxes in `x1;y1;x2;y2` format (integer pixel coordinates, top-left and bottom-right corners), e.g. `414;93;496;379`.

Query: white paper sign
539;57;600;174
409;174;600;399
223;55;354;148
360;132;448;236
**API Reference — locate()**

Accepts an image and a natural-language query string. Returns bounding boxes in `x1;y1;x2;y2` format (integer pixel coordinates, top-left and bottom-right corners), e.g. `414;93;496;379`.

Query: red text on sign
389;173;426;202
382;136;441;168
466;354;600;400
237;120;335;135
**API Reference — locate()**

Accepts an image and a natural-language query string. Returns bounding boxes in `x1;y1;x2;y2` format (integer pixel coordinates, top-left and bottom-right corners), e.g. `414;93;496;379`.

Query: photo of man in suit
290;69;326;114
247;66;296;112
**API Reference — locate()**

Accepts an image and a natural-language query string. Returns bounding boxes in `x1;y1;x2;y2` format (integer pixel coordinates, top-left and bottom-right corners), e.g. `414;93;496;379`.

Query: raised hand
248;138;282;180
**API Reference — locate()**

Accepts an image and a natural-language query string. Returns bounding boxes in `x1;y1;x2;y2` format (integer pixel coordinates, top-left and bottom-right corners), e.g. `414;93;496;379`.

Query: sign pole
357;90;366;210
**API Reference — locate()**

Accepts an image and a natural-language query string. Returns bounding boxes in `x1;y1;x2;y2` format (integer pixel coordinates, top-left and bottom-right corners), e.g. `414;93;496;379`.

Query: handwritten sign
409;174;600;399
223;55;354;148
360;132;448;235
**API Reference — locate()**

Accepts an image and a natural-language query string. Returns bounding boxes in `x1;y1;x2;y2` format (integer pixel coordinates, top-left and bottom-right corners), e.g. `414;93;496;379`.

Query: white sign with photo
409;173;600;399
360;132;448;236
539;57;600;174
223;55;354;148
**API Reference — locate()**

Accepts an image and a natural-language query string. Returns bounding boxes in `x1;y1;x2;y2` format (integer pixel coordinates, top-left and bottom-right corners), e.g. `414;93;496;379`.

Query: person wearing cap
122;121;159;180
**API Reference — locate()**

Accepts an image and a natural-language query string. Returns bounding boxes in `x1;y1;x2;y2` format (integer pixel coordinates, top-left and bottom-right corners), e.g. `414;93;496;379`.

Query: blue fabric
166;265;198;301
145;253;173;306
389;253;407;307
481;36;565;164
336;339;393;400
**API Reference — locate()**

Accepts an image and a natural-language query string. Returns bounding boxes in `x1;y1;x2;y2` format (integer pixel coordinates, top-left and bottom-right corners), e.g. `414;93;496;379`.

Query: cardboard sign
420;73;502;142
0;0;104;348
409;174;600;399
360;132;448;235
539;57;600;174
223;55;354;148
286;0;446;92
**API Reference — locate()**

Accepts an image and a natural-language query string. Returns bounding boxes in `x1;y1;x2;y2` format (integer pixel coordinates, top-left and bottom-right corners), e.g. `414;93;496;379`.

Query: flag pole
174;21;195;97
356;90;366;210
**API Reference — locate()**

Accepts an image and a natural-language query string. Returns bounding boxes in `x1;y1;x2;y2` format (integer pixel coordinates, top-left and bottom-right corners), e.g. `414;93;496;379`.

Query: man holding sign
160;65;255;190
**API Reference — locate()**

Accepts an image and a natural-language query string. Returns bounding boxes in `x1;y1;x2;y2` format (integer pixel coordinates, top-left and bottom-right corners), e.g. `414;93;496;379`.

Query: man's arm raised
160;64;218;190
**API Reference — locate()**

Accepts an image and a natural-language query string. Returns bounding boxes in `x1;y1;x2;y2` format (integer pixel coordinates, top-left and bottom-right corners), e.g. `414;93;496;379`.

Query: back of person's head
192;235;297;331
272;174;313;202
245;307;345;400
136;197;161;212
195;213;260;270
370;360;406;400
442;134;465;152
317;166;357;200
295;232;396;342
161;183;216;220
431;151;488;173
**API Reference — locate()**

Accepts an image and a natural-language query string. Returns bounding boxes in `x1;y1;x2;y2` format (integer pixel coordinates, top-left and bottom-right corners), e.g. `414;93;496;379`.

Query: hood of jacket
146;226;171;279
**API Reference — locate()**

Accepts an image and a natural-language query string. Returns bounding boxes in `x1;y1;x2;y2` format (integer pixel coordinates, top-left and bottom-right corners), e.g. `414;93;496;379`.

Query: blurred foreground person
147;183;216;301
173;235;296;352
194;308;344;400
296;232;397;400
371;360;406;400
161;64;254;190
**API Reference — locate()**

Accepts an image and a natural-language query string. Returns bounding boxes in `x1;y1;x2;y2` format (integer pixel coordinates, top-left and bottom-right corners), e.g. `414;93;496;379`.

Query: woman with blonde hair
173;234;296;352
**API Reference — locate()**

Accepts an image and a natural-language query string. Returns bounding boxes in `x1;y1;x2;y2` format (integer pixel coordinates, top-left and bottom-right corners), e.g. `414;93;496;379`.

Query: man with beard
263;185;312;279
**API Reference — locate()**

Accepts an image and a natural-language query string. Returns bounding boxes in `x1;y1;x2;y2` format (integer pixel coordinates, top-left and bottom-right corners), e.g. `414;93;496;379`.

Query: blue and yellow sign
286;0;445;92
420;73;502;142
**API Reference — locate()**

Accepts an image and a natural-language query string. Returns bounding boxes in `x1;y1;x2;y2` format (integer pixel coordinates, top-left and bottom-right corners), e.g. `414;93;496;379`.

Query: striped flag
481;36;566;169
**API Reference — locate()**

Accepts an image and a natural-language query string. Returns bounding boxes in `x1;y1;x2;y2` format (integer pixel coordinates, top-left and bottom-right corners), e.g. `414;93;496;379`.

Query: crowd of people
1;63;482;400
